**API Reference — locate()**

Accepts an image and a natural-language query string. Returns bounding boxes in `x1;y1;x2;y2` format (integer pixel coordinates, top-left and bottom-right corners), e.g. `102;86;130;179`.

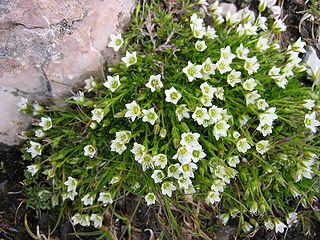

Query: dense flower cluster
21;0;319;237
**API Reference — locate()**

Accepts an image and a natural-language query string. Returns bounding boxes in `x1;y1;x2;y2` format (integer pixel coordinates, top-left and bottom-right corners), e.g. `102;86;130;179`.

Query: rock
304;46;320;86
219;3;237;16
0;0;136;146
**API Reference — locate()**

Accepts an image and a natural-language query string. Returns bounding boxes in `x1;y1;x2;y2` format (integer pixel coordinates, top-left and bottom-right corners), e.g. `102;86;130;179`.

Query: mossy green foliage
21;0;320;238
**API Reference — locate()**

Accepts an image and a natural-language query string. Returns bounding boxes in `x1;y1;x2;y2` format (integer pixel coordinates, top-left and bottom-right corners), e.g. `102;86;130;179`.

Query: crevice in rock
39;66;53;97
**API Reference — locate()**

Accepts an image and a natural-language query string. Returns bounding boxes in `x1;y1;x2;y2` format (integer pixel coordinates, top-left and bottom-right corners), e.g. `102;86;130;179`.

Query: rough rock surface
0;0;136;146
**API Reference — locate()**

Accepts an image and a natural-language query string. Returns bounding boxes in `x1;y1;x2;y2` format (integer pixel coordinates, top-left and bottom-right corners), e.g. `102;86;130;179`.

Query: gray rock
0;0;136;146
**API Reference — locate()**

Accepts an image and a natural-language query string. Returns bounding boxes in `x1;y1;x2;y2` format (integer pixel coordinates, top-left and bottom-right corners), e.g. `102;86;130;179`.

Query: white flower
192;107;210;125
151;170;165;183
239;114;250;127
237;138;251;153
264;218;274;231
145;74;163;92
274;219;287;233
115;131;131;144
208;106;223;123
177;176;192;189
195;40;207;52
32;103;44;115
213;120;230;140
290;37;306;53
140;154;154;171
268;66;281;77
216;59;232;74
183;61;203;82
244;22;258;36
173;146;192;164
227;156;240;168
191;147;206;163
242;222;253;233
98;192;113;205
142;108;159;125
244;57;260;75
167;163;181;179
258;0;268;11
218;213;230;226
304;112;320;133
256;16;268;30
227;70;241;87
200;95;212;107
200;82;216;98
214;87;225;100
211;179;226;192
256;140;270;154
274;75;288;89
110;175;121;184
205;26;217;39
71;91;85;103
191;25;206;39
91;108;105;123
72;213;83;226
84;76;97;92
90;214;103;228
103;75;121;92
145;193;156;205
62;190;78;201
259;107;278;126
245;90;261;105
125;101;141;121
110;140;127;154
257;123;273;137
81;194;95;206
175;104;190;121
197;0;209;6
236;43;249;60
84;145;96;158
220;46;236;62
27;164;40;176
179;162;198;178
27;141;43;158
236;24;245;37
302;99;315;110
206;191;221;204
201;57;216;75
180;132;200;149
153;154;168;169
256;37;270;51
232;131;241;139
242;78;257;91
17;97;29;111
226;12;240;26
130;142;146;161
35;129;45;138
256;99;269;110
286;212;298;227
190;13;203;26
272;18;287;33
165;87;182;105
64;177;78;192
108;33;124;52
161;182;176;197
39;117;52;131
121;51;137;67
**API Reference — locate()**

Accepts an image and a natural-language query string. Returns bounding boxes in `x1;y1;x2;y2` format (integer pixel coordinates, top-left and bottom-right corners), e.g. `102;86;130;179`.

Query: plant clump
20;0;320;238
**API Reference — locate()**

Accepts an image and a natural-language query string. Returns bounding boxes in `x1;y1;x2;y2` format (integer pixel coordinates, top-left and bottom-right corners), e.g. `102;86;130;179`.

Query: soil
1;1;320;240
